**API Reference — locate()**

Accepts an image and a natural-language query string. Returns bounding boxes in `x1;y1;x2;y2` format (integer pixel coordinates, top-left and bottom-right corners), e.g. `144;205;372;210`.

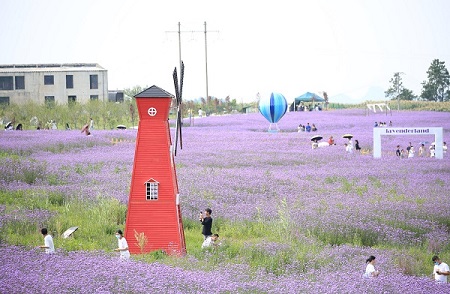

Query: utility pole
204;21;209;105
166;22;218;104
177;22;182;77
166;22;184;80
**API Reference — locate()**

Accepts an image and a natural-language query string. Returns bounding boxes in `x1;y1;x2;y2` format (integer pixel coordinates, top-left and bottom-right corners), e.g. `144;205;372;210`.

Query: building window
68;96;77;103
0;76;14;90
146;181;159;200
0;97;10;105
15;76;25;90
45;96;55;107
66;75;73;89
90;75;98;89
44;75;54;85
90;95;98;100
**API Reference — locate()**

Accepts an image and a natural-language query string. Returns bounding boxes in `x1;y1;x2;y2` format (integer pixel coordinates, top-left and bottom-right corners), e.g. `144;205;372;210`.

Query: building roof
0;63;106;73
135;85;174;98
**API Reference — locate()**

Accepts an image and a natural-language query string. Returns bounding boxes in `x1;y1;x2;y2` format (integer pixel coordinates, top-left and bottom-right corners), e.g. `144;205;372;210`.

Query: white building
0;63;108;105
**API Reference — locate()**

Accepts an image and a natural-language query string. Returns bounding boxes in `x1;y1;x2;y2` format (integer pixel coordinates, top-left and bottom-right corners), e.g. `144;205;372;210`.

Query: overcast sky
1;0;449;103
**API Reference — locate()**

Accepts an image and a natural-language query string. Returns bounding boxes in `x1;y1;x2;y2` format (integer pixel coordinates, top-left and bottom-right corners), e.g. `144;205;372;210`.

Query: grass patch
0;190;127;252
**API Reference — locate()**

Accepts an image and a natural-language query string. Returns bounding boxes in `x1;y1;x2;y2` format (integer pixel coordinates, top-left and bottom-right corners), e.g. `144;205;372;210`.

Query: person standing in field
363;255;379;278
114;229;130;260
39;228;55;254
305;123;311;132
328;136;335;145
355;140;361;152
418;144;426;157
432;255;450;283
430;144;436;158
408;146;415;158
347;137;353;150
199;208;213;240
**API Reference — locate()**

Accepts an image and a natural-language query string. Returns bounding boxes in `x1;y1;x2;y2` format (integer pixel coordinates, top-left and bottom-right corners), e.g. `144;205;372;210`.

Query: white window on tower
145;179;159;200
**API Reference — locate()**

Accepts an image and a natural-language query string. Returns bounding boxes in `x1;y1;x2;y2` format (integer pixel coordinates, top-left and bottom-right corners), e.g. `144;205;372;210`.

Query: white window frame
145;180;159;200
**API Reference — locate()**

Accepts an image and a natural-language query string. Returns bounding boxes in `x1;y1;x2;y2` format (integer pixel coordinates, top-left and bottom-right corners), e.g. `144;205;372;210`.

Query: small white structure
373;127;444;159
366;103;391;115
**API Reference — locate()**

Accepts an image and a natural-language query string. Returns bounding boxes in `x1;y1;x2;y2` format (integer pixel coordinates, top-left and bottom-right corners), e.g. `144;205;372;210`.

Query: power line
166;22;218;100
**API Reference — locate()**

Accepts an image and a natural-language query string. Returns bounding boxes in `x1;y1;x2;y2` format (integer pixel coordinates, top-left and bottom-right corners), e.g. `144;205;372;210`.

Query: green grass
1;186;449;277
0;189;126;251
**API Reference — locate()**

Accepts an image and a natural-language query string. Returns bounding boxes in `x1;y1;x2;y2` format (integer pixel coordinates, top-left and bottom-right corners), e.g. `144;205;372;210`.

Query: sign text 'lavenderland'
385;128;431;134
373;127;444;159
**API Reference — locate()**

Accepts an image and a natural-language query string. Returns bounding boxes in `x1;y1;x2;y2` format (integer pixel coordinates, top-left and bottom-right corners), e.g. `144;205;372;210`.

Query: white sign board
373;127;444;159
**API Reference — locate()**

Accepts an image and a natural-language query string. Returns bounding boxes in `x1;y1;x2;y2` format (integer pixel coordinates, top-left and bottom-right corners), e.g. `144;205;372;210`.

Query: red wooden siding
124;91;186;255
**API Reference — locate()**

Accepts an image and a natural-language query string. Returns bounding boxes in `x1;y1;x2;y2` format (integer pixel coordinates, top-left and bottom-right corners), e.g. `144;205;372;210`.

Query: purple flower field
1;109;450;293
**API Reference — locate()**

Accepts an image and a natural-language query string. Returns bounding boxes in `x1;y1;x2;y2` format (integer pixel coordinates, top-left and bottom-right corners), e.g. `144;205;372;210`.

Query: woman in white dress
364;255;380;278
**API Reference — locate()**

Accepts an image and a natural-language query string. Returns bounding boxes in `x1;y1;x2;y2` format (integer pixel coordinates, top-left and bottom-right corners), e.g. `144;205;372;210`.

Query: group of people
36;120;57;130
296;102;322;112
363;255;450;283
39;226;449;283
199;208;220;248
39;227;131;260
4;121;23;130
396;141;447;158
311;136;362;153
374;121;393;127
343;138;362;153
38;207;219;261
4;118;95;132
298;123;318;132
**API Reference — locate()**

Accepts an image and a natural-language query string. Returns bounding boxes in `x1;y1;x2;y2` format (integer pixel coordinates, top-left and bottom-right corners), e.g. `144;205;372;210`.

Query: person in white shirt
202;234;219;249
363;255;379;278
432;255;450;283
408;146;415;158
39;228;55;254
114;230;130;260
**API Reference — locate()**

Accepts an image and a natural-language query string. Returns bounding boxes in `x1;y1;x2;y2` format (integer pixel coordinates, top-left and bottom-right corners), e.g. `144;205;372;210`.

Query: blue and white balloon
258;92;288;124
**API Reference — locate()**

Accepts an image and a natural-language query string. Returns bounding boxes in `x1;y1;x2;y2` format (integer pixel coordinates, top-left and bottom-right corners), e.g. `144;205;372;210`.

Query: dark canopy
294;92;325;102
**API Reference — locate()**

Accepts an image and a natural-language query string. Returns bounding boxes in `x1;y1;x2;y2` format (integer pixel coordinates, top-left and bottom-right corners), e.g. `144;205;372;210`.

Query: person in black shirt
199;208;213;240
355;140;361;151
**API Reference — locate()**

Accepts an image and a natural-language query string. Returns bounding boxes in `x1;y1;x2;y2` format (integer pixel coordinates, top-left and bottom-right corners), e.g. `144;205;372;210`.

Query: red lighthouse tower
124;84;186;255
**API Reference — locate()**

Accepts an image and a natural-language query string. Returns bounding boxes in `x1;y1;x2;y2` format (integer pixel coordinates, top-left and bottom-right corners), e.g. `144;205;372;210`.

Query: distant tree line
123;85;254;119
385;59;450;109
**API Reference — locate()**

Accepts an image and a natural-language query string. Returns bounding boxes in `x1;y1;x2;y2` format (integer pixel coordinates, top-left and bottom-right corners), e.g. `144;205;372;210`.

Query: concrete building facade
0;63;108;105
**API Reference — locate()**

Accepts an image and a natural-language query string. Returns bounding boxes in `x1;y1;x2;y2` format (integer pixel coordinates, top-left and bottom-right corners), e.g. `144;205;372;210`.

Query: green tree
123;85;147;99
397;88;416;101
421;59;450;102
385;72;404;110
323;92;329;110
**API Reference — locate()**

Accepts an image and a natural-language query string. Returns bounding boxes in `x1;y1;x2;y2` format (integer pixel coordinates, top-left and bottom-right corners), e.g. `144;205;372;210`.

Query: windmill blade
173;67;180;155
178;61;184;152
179;61;184;105
177;108;183;151
174;110;181;155
172;62;185;156
173;67;180;100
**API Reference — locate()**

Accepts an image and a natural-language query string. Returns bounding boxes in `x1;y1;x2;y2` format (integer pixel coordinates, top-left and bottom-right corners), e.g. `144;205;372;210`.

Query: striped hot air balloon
258;92;288;131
